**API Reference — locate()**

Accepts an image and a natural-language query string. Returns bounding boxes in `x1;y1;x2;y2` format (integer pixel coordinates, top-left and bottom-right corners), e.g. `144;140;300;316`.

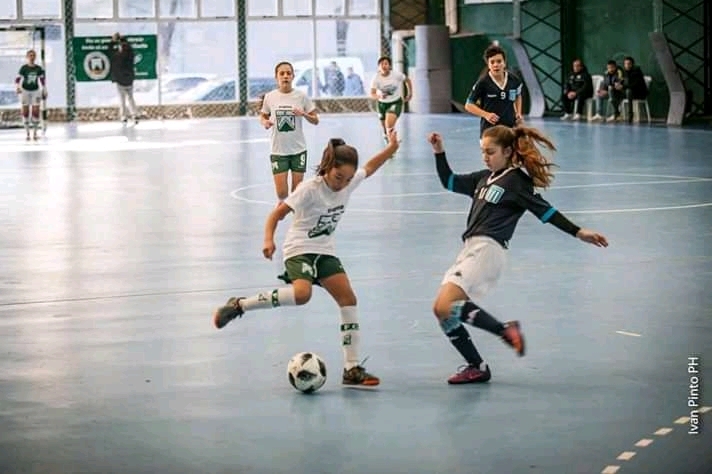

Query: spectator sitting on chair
560;59;593;121
621;56;648;123
591;60;624;122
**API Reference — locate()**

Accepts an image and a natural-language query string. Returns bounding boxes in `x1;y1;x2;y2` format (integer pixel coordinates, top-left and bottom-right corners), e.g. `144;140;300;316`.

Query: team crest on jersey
480;184;505;204
276;108;296;132
508;89;517;101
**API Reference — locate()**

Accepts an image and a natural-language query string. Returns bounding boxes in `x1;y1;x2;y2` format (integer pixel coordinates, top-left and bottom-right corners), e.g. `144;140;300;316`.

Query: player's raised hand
428;132;444;153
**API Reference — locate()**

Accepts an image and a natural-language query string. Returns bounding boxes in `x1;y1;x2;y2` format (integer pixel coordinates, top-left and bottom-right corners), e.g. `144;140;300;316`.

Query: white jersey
370;71;406;103
282;168;368;260
261;88;315;156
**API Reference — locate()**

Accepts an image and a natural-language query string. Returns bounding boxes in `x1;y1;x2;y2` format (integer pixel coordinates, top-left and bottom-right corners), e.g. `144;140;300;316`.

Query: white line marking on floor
674;416;690;424
617;451;636;461
654;427;673;435
615;330;642;337
601;466;620;474
635;438;654;447
700;406;711;413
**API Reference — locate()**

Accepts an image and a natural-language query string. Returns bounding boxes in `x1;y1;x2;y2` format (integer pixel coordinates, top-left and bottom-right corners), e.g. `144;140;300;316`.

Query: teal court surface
0;113;710;474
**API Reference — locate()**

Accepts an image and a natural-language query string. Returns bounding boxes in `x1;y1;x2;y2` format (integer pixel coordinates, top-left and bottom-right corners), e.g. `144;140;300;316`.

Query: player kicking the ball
428;125;608;384
213;129;400;387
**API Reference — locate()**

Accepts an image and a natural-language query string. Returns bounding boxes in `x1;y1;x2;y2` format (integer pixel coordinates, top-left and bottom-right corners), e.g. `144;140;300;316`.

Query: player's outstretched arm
428;132;479;196
363;128;399;177
263;202;292;260
575;228;608;247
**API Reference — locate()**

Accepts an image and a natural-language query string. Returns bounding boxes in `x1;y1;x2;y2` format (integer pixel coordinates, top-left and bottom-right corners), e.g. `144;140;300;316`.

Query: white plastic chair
621;75;652;123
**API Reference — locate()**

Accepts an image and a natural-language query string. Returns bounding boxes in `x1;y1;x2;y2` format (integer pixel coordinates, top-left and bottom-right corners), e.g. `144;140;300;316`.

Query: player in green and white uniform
370;56;412;145
260;61;319;203
15;50;47;141
212;130;400;388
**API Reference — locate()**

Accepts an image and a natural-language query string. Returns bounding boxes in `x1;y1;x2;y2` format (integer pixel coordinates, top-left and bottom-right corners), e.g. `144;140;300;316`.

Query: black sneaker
212;297;244;329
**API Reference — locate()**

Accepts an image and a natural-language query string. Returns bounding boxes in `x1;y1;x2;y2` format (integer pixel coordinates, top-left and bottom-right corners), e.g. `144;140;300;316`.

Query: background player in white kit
15;50;47;141
212;130;400;388
370;56;412;145
261;61;320;202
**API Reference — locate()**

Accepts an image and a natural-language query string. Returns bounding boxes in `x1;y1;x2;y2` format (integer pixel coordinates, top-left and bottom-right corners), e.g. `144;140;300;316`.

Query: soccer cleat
342;365;380;386
447;363;491;384
212;297;244;329
500;320;525;356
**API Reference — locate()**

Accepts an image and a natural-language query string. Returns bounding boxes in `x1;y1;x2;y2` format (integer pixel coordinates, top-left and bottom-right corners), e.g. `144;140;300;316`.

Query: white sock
240;287;296;311
340;306;360;370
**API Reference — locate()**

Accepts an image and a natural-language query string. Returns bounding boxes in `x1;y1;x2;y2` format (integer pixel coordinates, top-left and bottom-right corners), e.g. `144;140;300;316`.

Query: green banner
73;35;157;82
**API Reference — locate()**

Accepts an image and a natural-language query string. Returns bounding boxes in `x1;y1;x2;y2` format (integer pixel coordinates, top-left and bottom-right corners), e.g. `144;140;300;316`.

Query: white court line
601;466;620;474
674;417;689;424
634;439;654;447
700;406;711;413
654;427;673;435
616;452;636;461
615;330;642;337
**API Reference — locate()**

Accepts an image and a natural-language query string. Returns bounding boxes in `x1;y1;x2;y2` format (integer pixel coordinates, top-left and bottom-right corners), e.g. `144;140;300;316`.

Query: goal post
0;24;46;130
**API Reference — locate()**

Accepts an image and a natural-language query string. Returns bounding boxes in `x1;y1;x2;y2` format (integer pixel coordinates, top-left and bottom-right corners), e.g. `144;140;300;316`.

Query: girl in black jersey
427;125;608;384
465;44;523;138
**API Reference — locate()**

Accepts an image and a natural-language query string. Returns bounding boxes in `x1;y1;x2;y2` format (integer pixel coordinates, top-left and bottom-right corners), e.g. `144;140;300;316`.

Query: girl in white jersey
260;61;320;202
370;56;412;146
213;130;400;387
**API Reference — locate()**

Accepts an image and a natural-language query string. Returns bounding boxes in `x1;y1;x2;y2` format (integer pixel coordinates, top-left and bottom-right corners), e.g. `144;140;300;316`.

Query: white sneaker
606;115;617;122
591;114;603;122
572;113;581;121
560;113;571;121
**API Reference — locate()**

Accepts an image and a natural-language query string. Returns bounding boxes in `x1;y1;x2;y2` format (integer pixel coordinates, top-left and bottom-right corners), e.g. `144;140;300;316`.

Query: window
158;21;238;104
200;0;234;17
247;20;312;98
21;0;62;18
282;0;312;16
0;1;17;19
316;0;344;16
314;19;379;97
348;0;379;15
75;0;113;19
118;0;155;18
160;0;196;18
247;0;277;17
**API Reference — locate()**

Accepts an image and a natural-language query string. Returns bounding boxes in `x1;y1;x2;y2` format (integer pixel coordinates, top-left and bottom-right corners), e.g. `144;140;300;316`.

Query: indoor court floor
0;112;710;474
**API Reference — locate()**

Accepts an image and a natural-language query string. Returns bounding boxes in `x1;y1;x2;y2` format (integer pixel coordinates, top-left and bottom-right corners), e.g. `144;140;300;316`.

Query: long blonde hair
482;125;557;188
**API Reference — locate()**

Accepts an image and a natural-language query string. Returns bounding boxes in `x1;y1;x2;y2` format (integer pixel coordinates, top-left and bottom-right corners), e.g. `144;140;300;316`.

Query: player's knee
336;292;357;307
432;298;451;321
276;189;288;201
293;284;312;305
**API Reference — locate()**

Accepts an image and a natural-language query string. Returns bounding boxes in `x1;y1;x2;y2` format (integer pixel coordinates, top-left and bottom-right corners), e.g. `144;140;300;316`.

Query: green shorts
377;99;403;120
284;254;345;284
270;151;307;175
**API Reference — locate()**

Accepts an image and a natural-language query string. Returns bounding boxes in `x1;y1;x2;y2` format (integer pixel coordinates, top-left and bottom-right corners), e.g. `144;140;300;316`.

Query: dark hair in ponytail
316;138;359;176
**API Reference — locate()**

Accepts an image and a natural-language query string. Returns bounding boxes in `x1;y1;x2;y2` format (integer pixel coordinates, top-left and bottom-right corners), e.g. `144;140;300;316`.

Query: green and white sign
72;35;157;82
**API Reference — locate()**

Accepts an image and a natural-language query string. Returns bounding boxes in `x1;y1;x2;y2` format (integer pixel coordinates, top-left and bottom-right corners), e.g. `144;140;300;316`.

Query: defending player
428;125;608;384
370;56;412;146
15;50;47;141
465;44;523;139
212;130;400;387
261;61;319;203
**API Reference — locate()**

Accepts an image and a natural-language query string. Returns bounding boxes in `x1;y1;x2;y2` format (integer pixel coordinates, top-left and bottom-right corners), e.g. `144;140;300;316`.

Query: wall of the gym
452;0;703;119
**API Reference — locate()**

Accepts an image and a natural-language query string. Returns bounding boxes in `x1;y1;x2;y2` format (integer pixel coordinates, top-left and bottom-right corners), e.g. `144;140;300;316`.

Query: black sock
452;300;505;336
444;324;483;366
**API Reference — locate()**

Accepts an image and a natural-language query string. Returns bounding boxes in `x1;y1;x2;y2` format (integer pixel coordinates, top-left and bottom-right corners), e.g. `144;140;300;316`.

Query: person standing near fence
110;33;139;125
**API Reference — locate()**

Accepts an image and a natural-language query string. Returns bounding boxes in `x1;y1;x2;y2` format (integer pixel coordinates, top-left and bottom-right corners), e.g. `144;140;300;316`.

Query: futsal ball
287;352;327;394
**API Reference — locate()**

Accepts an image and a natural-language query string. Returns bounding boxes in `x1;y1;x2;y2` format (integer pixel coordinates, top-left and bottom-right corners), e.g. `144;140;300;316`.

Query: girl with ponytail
427;125;608;385
212;130;400;388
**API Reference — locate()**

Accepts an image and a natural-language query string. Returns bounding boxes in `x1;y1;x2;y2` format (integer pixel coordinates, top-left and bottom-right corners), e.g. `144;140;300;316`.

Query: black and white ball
287;352;327;393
